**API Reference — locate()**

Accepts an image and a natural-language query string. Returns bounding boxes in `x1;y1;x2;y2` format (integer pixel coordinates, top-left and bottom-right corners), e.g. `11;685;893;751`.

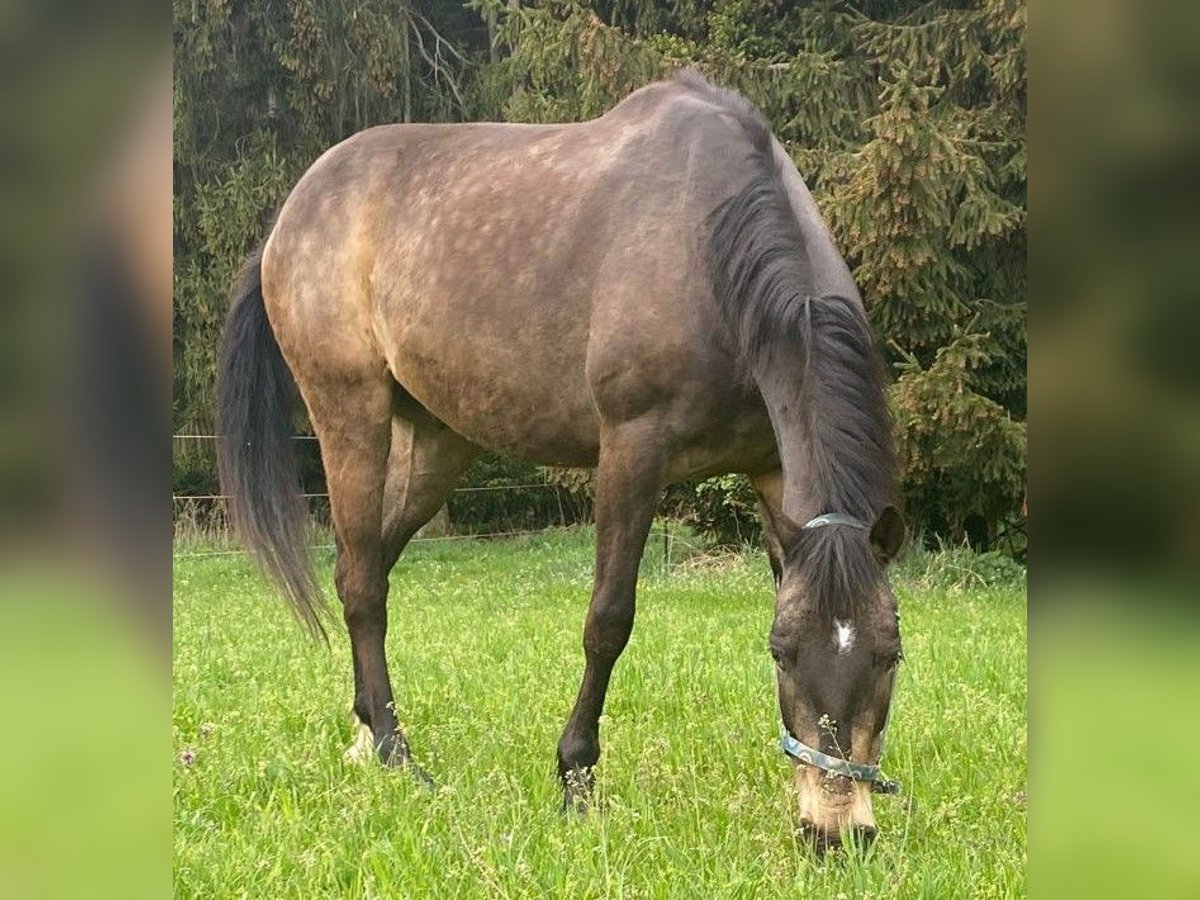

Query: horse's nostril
797;820;841;855
798;821;877;855
854;824;877;848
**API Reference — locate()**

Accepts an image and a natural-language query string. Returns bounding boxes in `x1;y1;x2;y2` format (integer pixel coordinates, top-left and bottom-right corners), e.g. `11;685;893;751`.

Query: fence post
662;520;670;574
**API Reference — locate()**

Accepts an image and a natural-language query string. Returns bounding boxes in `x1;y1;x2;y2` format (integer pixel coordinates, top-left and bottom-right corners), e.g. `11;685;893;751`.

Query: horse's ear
869;505;906;563
758;499;801;567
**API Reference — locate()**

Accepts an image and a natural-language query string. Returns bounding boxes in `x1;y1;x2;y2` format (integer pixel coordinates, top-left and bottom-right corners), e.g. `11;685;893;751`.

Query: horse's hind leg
344;400;478;767
299;374;415;767
556;423;665;811
380;404;479;573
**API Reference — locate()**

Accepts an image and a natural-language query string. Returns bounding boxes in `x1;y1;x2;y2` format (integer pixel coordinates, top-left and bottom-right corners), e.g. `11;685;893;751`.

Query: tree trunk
400;4;412;124
487;8;499;64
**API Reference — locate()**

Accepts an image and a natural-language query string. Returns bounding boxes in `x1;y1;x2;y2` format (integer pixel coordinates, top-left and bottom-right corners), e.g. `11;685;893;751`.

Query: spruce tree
174;0;1026;548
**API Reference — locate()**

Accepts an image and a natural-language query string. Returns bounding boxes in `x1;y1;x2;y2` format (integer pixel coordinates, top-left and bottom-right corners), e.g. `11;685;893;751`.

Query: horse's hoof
560;766;594;815
377;732;412;766
562;790;590;816
408;763;436;791
376;733;436;789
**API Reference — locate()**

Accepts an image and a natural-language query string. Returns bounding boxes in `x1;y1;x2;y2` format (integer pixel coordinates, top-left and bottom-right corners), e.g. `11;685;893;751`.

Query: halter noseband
774;511;901;795
779;731;899;794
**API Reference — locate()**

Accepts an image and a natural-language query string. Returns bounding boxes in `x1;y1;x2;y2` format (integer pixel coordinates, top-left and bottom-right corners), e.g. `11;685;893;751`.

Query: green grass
174;527;1026;898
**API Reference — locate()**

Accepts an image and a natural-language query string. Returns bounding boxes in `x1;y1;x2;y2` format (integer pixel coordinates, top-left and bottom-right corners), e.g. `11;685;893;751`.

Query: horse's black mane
690;69;897;620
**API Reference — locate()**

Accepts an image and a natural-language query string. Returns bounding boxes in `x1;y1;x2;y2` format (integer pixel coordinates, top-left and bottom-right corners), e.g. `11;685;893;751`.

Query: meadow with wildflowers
174;527;1025;898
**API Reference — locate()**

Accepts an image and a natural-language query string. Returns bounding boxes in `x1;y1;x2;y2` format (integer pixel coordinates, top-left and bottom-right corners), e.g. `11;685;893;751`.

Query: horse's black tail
216;245;328;640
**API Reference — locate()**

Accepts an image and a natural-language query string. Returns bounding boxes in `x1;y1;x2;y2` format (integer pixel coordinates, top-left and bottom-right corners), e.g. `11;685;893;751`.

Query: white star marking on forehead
833;619;856;655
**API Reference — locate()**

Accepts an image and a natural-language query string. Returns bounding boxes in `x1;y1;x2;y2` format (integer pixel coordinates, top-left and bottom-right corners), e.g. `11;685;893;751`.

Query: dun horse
217;71;905;851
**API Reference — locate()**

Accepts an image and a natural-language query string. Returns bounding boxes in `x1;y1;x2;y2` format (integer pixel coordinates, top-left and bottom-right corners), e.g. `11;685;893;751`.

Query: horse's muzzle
794;766;877;853
798;819;877;855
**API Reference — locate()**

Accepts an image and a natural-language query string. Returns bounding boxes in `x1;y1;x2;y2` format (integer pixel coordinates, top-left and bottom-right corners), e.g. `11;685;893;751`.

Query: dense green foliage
174;529;1026;895
174;0;1025;548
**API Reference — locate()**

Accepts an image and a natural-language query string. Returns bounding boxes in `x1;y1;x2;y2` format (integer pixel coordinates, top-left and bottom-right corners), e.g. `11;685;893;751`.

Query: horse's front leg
556;425;664;812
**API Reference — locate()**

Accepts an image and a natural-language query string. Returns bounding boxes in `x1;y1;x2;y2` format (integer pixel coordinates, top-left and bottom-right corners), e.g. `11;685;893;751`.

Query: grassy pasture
173;527;1025;898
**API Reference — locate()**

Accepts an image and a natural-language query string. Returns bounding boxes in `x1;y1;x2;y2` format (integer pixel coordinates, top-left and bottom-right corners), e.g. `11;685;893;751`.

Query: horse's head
764;504;906;852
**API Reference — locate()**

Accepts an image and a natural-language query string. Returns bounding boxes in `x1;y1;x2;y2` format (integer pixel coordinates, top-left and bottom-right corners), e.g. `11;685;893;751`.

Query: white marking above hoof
344;713;375;764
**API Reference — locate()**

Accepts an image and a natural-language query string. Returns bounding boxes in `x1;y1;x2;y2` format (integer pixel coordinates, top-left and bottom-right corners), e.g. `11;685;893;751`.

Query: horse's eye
768;640;787;668
878;648;903;670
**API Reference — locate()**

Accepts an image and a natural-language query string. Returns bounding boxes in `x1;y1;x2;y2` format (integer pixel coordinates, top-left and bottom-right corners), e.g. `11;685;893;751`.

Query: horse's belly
384;333;601;467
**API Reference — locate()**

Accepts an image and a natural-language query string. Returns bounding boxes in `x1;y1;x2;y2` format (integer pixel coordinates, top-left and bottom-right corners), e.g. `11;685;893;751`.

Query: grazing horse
217;70;905;850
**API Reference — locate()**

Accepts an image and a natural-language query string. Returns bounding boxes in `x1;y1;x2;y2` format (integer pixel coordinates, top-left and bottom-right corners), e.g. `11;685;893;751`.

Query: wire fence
172;433;602;560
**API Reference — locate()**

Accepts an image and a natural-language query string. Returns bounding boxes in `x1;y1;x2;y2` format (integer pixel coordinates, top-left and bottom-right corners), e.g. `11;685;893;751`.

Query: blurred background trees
174;0;1025;553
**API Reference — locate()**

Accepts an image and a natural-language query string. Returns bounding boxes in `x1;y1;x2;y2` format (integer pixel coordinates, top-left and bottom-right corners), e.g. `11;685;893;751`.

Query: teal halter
802;512;867;530
777;510;900;795
779;731;900;794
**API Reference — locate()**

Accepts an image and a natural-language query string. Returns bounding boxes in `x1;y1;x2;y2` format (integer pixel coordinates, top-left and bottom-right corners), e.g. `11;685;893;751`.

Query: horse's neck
756;143;866;522
767;137;860;303
755;356;832;524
